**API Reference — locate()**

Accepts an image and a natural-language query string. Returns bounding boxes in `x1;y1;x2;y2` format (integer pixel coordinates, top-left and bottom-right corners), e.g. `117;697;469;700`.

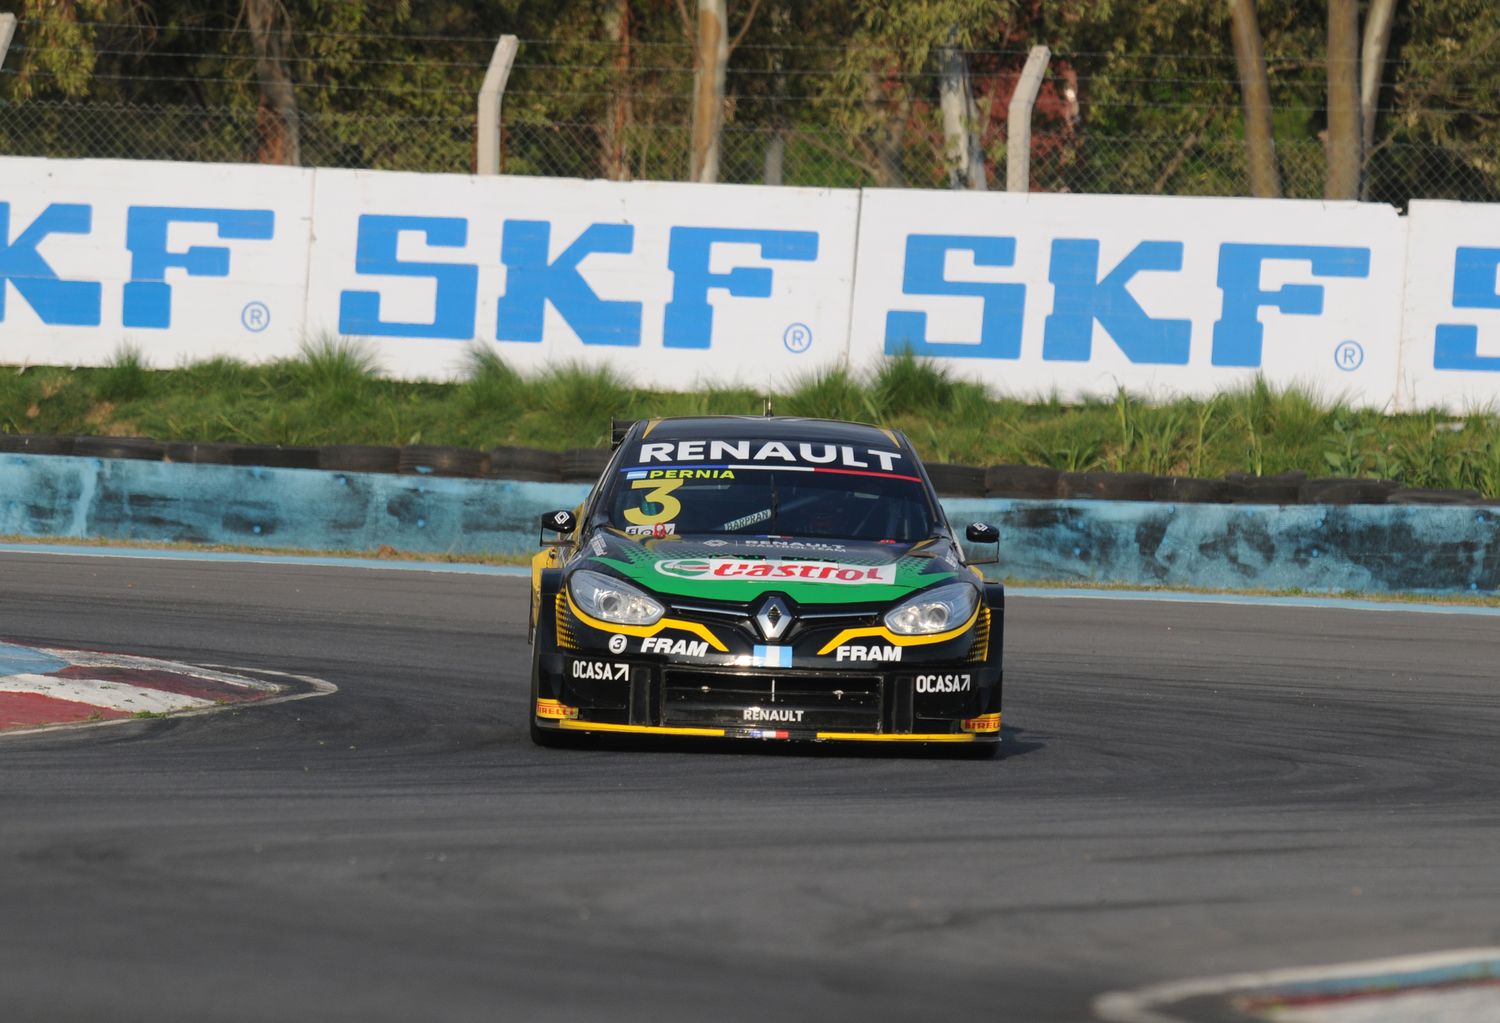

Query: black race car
528;415;1004;753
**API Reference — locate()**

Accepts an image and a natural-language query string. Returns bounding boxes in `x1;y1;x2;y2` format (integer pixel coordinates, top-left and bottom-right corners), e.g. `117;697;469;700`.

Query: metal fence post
1006;45;1051;193
476;34;519;176
0;14;17;70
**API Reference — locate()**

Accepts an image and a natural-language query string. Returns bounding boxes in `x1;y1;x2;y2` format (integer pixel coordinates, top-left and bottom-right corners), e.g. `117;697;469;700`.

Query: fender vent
965;606;991;663
554;592;580;650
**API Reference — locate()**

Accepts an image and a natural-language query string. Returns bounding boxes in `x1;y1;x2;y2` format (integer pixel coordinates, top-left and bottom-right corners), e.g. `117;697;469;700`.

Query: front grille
662;669;882;731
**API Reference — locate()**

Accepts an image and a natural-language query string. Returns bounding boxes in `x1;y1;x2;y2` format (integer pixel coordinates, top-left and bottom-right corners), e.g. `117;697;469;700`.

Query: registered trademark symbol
241;301;270;333
1334;339;1364;371
783;322;812;353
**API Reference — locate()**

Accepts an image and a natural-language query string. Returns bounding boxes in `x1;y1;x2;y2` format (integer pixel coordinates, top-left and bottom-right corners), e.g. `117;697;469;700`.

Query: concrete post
0;14;17;71
477;34;519;176
1006;45;1051;193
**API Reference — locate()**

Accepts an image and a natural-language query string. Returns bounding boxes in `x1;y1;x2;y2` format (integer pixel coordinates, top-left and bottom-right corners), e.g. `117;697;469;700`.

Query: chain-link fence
3;38;1498;205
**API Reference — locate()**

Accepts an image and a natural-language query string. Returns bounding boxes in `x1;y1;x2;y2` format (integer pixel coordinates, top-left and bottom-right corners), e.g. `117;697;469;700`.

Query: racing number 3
624;478;683;526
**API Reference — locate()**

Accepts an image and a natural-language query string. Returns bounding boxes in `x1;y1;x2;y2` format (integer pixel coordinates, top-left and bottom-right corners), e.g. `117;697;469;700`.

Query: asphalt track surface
3;551;1500;1023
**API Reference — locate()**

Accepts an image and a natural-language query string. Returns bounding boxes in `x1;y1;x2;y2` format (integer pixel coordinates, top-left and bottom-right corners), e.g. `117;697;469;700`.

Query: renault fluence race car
528;416;1005;753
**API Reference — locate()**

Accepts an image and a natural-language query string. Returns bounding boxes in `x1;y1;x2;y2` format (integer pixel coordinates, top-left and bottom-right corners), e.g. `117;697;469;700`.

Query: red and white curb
0;641;335;734
1093;947;1500;1022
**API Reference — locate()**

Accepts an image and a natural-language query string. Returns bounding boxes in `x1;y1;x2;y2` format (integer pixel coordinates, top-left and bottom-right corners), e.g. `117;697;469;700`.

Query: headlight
883;582;979;636
568;569;664;626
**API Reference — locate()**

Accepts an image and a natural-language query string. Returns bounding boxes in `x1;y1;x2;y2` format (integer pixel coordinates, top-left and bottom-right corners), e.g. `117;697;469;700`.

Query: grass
2;346;1500;496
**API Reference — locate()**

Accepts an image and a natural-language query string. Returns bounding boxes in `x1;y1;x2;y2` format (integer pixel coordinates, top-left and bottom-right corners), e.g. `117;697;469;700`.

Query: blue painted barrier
1;453;1495;593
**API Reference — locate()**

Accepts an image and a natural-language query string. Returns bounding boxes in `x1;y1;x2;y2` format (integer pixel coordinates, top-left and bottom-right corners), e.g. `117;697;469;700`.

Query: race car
528;415;1004;753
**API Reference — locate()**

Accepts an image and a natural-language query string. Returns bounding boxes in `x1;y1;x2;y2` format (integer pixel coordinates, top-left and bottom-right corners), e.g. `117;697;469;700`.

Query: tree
1229;0;1282;198
684;0;763;183
244;0;301;165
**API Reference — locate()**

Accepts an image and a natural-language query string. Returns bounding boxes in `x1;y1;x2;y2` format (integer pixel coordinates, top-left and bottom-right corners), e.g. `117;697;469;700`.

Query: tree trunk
601;0;632;181
864;68;907;189
689;0;727;182
1359;0;1397;198
938;30;986;190
244;0;300;166
1229;0;1280;198
1325;0;1361;199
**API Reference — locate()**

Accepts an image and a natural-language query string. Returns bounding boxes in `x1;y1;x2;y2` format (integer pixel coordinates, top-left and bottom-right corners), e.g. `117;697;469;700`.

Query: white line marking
1093;947;1500;1022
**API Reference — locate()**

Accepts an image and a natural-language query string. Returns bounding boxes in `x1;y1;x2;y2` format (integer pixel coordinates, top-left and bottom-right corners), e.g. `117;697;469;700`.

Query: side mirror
539;509;576;546
964;521;1000;565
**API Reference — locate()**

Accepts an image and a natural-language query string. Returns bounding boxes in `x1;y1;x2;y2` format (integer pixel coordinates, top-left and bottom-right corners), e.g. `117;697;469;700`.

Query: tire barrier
0;450;1494;594
0;431;1494;506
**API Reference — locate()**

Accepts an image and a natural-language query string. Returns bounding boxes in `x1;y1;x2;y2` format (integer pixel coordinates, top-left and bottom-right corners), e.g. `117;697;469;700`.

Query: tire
0;433;75;456
528;633;578;748
984;464;1061;499
1388;487;1486;505
561;448;610;482
230;444;321;470
72;435;164;461
488;445;562;482
399;445;487;478
319;444;400;474
1057;471;1155;501
1297;478;1398;505
1149;476;1232;503
925;463;987;497
163;441;238;465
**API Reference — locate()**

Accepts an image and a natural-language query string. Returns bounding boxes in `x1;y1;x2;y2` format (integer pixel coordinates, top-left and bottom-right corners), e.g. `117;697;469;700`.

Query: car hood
578;530;971;605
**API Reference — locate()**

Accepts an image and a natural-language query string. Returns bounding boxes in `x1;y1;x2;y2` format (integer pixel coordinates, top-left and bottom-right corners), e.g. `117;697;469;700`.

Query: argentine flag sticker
753;645;792;668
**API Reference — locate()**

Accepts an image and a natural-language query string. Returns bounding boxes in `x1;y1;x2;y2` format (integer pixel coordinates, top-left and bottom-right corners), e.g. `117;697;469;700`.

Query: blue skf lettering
338;214;476;339
1211;243;1370;367
124;206;274;329
885;234;1024;359
497;220;640;346
1433;247;1500;372
1043;239;1190;365
663;226;818;349
0;202;101;326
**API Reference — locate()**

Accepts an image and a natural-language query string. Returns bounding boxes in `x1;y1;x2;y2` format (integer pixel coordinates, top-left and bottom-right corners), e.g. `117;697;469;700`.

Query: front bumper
534;652;1002;744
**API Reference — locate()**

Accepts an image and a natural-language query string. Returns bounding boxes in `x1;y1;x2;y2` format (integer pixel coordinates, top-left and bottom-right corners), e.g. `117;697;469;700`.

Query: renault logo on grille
754;595;793;641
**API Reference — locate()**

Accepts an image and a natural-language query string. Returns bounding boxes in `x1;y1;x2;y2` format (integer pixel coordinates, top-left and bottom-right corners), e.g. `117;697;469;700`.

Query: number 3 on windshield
624;478;683;526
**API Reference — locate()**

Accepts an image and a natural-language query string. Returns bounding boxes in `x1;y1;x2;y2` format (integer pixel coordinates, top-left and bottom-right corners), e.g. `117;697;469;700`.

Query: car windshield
601;436;938;542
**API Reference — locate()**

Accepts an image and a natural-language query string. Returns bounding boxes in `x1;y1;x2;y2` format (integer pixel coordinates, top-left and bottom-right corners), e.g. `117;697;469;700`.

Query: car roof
633;416;907;450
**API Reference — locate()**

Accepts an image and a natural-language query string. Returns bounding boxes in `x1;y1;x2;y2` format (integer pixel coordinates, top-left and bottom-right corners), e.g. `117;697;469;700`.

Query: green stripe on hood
591;552;962;604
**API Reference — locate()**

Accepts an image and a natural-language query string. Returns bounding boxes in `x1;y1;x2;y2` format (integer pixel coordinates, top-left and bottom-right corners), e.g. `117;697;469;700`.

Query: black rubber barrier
1;431;1495;506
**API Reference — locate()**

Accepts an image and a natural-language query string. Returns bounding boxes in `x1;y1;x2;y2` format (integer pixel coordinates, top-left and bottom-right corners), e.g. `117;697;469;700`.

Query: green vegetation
4;346;1500;496
4;2;1497;202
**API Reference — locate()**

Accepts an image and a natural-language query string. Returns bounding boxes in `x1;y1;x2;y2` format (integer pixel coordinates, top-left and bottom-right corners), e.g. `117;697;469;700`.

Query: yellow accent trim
530;547;561;631
558;720;725;737
816;608;980;656
641;418;663;439
565;593;728;652
815;731;976;743
878;427;899;446
549;719;980;743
